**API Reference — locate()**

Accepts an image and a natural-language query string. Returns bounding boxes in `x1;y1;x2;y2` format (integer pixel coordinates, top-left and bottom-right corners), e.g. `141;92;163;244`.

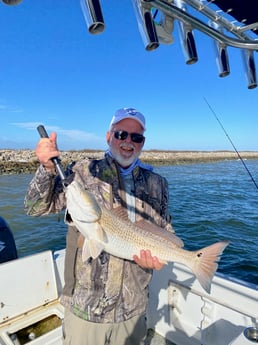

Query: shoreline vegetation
1;149;258;175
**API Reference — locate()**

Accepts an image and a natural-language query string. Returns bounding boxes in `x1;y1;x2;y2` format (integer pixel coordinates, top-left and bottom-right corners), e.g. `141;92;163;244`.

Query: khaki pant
62;309;147;345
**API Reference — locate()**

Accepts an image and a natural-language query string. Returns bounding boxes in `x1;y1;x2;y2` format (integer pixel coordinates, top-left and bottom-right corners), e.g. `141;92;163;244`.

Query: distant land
1;149;258;175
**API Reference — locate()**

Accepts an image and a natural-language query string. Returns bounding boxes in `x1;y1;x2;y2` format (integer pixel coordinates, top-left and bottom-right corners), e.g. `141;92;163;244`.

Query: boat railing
150;0;258;50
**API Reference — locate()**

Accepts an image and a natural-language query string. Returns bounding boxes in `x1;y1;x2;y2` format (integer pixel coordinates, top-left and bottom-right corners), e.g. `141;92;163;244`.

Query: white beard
109;143;141;168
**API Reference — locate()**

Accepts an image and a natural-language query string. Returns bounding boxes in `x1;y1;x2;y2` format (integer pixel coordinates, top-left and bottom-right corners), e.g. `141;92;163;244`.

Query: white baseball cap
109;108;146;131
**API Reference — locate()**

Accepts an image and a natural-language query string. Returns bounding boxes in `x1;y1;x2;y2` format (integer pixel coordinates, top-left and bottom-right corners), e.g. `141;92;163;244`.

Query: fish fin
81;239;91;262
73;221;108;244
95;223;108;243
111;206;129;220
190;241;229;293
88;239;105;260
135;219;184;248
82;238;105;262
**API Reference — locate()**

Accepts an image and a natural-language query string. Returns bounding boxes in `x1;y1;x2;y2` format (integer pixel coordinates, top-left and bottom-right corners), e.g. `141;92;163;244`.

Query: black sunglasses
113;130;145;144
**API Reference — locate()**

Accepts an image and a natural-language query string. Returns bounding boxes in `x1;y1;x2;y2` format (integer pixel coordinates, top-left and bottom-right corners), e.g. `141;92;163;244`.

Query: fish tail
189;241;229;293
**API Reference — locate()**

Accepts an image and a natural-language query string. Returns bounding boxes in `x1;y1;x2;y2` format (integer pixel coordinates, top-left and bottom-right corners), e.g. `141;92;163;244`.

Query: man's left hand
133;250;165;270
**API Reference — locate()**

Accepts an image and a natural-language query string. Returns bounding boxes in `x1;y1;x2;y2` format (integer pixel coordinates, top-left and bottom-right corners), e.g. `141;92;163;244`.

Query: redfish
65;180;229;293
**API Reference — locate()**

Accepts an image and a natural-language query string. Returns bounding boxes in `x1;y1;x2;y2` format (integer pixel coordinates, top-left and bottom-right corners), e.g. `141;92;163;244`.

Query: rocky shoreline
1;149;258;175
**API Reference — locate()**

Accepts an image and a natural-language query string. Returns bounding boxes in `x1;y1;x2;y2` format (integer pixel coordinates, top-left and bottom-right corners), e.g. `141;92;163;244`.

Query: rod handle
37;125;66;181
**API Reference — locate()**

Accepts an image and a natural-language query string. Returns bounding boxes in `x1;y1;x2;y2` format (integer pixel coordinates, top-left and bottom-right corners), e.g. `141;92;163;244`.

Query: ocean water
0;159;257;286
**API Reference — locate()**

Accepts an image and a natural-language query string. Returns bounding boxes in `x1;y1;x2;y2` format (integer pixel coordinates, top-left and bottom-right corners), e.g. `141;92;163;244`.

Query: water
0;159;257;286
0;174;67;257
157;159;258;286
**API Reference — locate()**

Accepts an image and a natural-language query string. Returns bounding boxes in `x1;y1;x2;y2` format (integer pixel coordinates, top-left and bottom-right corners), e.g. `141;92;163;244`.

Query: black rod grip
37;125;49;139
37;125;66;181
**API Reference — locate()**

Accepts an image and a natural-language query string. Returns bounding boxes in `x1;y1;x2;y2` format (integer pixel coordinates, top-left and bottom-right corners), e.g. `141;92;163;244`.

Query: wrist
42;164;56;175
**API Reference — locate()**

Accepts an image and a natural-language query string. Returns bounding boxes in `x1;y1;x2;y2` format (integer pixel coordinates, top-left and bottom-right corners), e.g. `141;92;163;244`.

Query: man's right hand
35;132;60;172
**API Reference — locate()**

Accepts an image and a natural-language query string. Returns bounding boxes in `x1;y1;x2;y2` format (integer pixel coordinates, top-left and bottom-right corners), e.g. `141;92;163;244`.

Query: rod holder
80;0;105;34
210;22;230;77
1;0;22;4
132;0;159;51
214;43;230;77
175;0;198;64
242;49;257;89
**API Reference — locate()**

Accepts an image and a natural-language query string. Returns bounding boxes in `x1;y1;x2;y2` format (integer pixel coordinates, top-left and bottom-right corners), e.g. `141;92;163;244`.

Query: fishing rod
37;125;68;186
203;97;258;191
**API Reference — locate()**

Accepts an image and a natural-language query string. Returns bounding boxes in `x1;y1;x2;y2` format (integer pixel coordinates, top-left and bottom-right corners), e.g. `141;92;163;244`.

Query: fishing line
203;97;258;190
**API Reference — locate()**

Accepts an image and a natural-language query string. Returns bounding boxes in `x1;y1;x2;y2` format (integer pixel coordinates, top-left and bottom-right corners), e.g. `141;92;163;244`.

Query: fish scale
100;206;182;260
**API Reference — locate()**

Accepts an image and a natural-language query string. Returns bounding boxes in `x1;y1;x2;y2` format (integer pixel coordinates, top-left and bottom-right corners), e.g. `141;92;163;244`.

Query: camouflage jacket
24;154;173;323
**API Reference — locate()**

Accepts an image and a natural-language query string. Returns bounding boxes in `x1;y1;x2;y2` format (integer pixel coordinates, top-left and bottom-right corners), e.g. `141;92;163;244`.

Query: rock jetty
1;149;258;175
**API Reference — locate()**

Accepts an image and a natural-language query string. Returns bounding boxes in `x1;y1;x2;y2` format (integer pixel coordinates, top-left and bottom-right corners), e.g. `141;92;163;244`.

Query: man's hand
133;250;165;270
35;132;60;172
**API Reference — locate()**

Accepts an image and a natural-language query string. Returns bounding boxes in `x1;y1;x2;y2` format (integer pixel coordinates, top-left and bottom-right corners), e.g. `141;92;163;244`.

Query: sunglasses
113;130;145;144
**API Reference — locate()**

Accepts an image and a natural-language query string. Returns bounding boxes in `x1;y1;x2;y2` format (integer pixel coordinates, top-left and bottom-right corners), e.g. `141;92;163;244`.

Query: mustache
120;143;135;150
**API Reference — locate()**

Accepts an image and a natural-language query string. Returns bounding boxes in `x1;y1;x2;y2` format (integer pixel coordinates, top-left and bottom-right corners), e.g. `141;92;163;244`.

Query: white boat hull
0;250;257;345
147;262;258;345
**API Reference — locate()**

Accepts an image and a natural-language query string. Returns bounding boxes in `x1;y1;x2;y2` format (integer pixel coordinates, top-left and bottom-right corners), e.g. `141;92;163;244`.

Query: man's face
106;118;145;168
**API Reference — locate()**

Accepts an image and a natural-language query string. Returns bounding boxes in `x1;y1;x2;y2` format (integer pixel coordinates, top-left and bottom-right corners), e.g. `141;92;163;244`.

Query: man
24;107;173;345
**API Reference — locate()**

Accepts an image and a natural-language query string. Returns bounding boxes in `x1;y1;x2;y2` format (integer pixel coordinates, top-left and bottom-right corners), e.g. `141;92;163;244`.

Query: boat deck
146;329;175;345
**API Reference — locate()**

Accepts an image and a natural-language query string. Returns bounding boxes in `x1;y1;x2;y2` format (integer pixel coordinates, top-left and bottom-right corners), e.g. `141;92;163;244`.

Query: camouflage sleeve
24;164;66;216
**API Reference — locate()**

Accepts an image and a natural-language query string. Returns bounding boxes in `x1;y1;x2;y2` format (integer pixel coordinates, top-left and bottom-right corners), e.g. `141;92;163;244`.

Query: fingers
35;131;60;170
133;250;164;270
49;131;57;143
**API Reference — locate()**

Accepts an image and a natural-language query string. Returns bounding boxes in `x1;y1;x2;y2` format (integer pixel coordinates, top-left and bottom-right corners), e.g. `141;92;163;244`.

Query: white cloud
10;122;106;150
12;123;100;140
11;122;43;130
0;103;23;113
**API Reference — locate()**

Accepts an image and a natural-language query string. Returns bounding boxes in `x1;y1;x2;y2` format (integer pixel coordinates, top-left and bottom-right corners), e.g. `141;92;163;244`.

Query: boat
0;245;257;345
0;1;258;344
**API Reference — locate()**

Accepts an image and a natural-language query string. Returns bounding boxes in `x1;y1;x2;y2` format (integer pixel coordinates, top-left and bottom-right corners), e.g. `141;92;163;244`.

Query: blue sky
0;0;257;151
